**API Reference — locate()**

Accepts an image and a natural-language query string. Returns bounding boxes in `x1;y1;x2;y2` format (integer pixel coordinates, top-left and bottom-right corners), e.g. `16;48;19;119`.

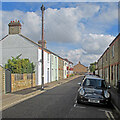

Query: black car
77;75;111;105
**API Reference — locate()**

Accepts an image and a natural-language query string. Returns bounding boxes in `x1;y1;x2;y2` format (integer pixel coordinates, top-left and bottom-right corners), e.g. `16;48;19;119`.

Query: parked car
77;75;111;105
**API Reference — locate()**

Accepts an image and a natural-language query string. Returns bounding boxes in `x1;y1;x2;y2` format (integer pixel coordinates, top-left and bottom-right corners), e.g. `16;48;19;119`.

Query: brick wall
58;58;64;80
11;73;35;92
73;62;87;74
97;33;120;88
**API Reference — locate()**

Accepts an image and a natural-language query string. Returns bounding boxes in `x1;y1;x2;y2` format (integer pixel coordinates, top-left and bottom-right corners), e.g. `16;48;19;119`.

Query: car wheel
106;100;111;107
77;97;81;104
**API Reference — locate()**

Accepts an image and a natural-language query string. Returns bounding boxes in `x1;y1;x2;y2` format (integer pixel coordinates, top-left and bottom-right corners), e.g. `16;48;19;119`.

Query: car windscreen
83;78;106;88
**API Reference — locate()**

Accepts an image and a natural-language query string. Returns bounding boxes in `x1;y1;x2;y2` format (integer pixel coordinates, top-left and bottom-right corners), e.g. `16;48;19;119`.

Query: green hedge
5;54;35;74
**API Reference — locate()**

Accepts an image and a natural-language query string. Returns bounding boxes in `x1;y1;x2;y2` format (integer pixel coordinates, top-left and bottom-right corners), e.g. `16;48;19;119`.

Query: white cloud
81;33;115;54
54;48;100;66
0;3;117;66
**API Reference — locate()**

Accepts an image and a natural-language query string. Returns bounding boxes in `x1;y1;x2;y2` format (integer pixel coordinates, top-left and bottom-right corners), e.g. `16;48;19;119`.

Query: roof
0;34;69;62
109;33;120;47
74;62;87;68
85;75;104;80
8;21;21;26
64;58;73;64
97;47;109;62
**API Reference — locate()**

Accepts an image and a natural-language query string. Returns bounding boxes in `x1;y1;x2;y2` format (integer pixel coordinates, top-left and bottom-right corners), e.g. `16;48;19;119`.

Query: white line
98;109;111;113
79;106;86;108
74;104;76;107
105;111;111;120
108;111;115;120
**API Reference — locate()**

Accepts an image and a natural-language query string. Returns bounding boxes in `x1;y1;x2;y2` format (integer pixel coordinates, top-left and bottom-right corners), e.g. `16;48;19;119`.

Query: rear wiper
87;85;94;88
95;86;101;89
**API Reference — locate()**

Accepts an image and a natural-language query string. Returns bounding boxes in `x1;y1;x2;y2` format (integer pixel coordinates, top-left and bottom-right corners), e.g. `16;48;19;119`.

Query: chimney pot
8;20;21;34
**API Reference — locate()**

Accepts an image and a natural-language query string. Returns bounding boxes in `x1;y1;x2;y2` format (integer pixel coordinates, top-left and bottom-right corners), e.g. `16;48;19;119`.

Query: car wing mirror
78;82;81;86
108;85;111;89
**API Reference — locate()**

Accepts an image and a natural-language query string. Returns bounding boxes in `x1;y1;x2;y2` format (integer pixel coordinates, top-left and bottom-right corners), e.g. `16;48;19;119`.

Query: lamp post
41;4;45;90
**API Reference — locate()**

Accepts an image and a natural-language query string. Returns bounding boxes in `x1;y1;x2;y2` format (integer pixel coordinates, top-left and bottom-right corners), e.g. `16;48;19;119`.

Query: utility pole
41;4;45;90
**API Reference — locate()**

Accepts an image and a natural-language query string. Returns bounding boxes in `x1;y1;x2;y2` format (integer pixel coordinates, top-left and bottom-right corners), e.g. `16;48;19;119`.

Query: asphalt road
2;76;117;119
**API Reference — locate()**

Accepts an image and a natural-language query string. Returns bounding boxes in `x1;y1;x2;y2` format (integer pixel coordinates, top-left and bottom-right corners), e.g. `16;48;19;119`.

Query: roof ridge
0;34;9;41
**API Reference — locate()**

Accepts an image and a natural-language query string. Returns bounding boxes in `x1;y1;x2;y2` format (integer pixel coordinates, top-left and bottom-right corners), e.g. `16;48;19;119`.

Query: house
1;20;71;88
63;59;68;79
58;57;64;80
64;59;73;77
97;33;120;87
73;61;88;75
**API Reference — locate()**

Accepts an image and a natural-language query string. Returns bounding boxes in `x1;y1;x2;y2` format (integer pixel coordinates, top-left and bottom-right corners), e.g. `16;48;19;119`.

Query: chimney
8;20;21;34
38;40;47;48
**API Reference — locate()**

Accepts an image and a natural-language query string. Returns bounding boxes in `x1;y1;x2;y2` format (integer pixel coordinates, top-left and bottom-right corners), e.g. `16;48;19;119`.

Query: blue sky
2;2;118;36
1;2;119;66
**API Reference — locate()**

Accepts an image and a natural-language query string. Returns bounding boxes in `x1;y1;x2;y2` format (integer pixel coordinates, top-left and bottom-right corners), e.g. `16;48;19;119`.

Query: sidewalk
1;75;82;111
110;86;120;115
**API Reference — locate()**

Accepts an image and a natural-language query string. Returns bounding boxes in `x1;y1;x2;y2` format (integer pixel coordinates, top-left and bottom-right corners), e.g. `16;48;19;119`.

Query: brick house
73;61;88;74
58;57;64;80
97;33;120;87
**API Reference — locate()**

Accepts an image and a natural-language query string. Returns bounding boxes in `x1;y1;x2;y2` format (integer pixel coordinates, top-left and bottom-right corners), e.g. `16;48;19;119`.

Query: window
117;64;119;81
83;78;106;88
55;57;57;65
111;66;113;80
112;45;114;58
47;68;49;82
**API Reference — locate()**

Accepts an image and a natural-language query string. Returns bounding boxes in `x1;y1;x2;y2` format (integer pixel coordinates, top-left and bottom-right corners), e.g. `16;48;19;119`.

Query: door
5;69;11;93
47;68;49;83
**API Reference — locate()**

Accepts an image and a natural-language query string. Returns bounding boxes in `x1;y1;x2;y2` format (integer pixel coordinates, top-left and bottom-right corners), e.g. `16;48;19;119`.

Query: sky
0;1;119;67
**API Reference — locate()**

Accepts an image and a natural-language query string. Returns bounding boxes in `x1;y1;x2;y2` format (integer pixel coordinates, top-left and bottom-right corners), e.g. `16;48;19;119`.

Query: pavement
109;86;120;116
1;75;81;111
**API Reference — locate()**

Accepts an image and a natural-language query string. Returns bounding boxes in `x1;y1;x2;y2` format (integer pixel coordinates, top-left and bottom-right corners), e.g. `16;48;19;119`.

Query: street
2;76;117;119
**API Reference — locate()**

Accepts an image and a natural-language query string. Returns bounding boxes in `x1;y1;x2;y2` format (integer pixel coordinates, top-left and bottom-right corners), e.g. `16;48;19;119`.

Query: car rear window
83;78;106;88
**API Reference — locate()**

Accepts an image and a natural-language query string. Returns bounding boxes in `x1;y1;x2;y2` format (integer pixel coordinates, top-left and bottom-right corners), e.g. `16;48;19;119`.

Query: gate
5;69;11;93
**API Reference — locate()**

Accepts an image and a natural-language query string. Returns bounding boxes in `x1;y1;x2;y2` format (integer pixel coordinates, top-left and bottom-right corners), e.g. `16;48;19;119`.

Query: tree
5;54;35;73
89;62;97;73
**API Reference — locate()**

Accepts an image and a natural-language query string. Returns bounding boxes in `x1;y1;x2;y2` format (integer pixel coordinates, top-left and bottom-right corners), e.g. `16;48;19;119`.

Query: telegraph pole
41;4;45;90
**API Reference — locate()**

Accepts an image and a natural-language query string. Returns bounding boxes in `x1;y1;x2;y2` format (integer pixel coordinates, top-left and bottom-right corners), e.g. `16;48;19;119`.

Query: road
2;76;117;119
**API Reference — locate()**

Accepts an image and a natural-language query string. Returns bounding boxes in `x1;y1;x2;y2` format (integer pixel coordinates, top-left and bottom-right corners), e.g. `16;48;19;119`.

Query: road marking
74;103;86;108
101;109;115;120
105;111;111;120
74;104;76;107
108;111;115;120
78;106;86;108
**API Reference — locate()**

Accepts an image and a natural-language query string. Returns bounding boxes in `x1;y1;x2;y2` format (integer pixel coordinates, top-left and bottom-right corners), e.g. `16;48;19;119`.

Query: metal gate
5;69;11;93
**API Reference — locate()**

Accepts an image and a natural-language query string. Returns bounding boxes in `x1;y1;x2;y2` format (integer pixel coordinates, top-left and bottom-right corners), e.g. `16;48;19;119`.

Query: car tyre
106;100;111;107
77;97;81;104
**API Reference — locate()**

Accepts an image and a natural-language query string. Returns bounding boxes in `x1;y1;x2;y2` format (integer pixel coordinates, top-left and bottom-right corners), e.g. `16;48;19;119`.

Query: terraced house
0;20;73;92
97;33;120;88
58;57;64;80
